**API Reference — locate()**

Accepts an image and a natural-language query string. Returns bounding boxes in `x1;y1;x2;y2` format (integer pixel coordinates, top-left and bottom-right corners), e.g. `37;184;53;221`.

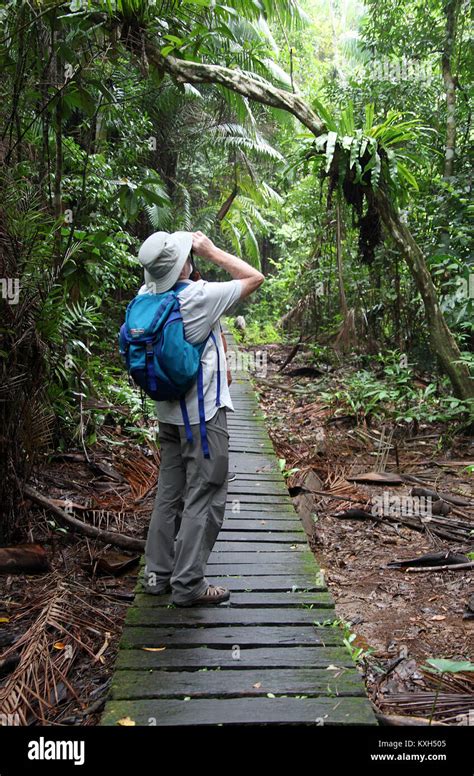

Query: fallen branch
24;485;145;552
278;335;303;372
375;712;448;727
0;544;49;574
405;561;474;573
253;376;314;394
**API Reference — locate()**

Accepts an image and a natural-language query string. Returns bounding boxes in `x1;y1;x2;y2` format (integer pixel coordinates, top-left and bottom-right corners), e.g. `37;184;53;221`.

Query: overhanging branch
150;51;326;137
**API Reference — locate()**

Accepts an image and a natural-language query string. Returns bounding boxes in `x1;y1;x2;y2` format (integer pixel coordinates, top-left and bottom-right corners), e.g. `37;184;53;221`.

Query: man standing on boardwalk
138;230;264;607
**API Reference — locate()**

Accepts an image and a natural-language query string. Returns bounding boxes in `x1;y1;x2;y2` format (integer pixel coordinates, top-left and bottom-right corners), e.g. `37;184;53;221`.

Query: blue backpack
118;281;221;458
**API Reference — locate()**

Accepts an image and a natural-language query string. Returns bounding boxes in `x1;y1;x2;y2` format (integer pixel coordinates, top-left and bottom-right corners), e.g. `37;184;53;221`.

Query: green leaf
364;103;375;132
312;97;337;132
424;659;474;674
349;137;360;170
396;162;419;190
325;131;337;173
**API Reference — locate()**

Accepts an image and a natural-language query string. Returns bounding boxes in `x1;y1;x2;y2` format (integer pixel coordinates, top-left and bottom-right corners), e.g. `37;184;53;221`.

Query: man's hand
192;229;264;300
192;231;215;259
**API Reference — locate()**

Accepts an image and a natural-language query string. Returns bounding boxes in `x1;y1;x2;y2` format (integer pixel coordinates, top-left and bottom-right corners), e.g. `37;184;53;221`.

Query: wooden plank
136;573;325;591
225;494;293;504
224;515;300;523
139;550;312;567
227;422;266;428
110;668;366;700
204;576;325;591
229;455;279;474
225;472;284;481
228;410;265;415
225;502;297;511
115;645;354;670
227;472;284;480
203;562;316;575
216;532;306;542
221;520;305;532
101;696;377;726
206;552;311;564
124;607;333;627
133;591;334;608
213;542;306;552
227;484;289;496
119;626;341;648
226;506;300;520
229;428;269;435
225;505;296;512
229;446;274;454
202;564;317;575
229;440;273;452
228;438;272;446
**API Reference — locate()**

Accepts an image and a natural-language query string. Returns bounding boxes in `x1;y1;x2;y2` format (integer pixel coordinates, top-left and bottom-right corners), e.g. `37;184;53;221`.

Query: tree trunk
374;182;473;400
153;52;473;400
442;0;460;182
53;17;63;266
440;0;461;251
335;200;348;319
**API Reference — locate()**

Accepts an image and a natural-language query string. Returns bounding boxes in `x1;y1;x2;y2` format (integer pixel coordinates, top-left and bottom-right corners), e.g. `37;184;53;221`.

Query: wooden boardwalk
100;334;377;727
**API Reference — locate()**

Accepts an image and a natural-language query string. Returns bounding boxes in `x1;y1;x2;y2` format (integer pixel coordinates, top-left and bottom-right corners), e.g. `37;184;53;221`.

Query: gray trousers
144;407;229;604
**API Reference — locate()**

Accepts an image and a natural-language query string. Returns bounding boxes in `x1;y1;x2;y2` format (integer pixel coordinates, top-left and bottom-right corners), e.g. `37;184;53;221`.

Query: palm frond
0;577;117;724
211;122;284;160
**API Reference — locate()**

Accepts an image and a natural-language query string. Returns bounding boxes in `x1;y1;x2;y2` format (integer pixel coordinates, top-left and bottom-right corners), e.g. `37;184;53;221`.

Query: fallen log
405;561;474;573
253;377;313;394
23;485;145;552
0;544;49;574
411;486;472;507
387;551;469;569
375;712;448;727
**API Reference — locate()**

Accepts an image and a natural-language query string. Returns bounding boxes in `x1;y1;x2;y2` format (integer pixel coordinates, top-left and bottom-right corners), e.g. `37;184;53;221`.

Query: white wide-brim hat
137;231;193;292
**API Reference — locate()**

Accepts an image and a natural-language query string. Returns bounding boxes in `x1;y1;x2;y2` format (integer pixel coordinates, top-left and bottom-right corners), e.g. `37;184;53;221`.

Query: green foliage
423;659;474;675
278;458;300;478
320;350;473;425
226;318;282;345
314;617;374;664
290;99;424;207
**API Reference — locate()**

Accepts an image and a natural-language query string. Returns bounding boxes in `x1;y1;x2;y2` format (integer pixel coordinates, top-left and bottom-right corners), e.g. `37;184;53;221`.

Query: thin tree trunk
53;18;62;266
442;0;460;182
440;0;461;251
335;200;348;318
374;182;473;400
334;199;355;352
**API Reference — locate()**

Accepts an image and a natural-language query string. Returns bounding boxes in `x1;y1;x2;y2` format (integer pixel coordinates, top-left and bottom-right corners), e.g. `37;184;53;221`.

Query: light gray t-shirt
137;277;242;424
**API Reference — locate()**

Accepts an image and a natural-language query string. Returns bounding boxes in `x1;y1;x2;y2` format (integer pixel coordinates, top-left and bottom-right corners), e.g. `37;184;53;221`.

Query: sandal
175;585;230;607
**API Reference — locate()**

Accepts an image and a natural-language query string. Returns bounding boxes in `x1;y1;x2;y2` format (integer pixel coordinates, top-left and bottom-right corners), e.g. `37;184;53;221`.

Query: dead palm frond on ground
0;575;118;724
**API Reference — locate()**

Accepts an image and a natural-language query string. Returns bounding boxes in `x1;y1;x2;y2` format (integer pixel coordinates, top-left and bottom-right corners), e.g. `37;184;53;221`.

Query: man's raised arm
192;231;265;299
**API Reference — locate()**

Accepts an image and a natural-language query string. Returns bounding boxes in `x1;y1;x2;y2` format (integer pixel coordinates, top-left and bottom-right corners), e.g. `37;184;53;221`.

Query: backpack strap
172;280;191;294
145;338;158;394
179;330;214;460
179;367;210;459
197;363;210;458
209;330;221;408
179;397;194;444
